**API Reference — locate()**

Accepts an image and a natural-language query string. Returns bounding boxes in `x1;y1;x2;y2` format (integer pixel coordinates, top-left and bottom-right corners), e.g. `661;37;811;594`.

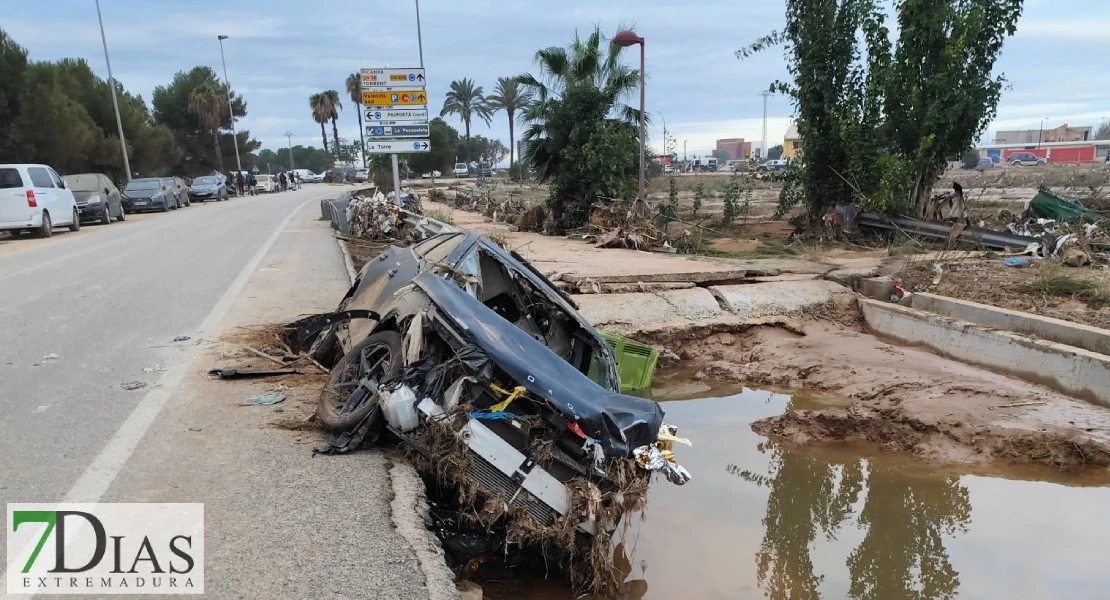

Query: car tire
117;207;125;222
101;205;112;225
68;208;80;232
317;330;403;437
35;212;52;238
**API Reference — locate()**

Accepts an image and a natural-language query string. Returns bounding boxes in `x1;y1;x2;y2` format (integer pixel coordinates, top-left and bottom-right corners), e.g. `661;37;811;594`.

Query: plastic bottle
382;385;419;432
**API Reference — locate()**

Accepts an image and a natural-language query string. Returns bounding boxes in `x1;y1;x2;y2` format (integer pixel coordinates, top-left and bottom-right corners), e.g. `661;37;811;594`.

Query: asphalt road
0;189;329;504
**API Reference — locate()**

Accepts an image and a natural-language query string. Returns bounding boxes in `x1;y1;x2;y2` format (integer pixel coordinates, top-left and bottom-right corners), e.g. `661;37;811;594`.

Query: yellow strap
488;385;525;413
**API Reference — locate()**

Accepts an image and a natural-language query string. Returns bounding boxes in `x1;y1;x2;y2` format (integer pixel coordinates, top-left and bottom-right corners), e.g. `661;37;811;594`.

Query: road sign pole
391;154;402;208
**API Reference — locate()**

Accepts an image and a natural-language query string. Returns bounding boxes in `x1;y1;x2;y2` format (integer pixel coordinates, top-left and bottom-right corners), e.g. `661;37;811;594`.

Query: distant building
715;138;751;160
783;124;801;160
993;124;1092;145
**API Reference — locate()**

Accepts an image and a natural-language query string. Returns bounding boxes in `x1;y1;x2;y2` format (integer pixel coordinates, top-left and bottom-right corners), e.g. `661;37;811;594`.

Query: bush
961;149;981;170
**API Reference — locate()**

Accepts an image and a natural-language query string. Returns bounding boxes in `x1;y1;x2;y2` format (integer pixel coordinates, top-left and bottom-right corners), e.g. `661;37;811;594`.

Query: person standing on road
278;171;287;192
246;172;257;196
236;172;245;197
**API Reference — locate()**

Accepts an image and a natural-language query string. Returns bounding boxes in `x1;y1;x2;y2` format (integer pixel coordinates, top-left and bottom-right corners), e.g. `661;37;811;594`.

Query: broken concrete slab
574;288;728;334
824;267;880;289
745;273;823;283
562;269;750;285
709;280;854;318
702;257;834;276
857;276;896;300
860;298;1110;408
573;281;697;294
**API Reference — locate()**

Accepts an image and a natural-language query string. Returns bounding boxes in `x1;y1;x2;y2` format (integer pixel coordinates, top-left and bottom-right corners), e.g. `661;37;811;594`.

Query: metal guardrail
838;204;1039;250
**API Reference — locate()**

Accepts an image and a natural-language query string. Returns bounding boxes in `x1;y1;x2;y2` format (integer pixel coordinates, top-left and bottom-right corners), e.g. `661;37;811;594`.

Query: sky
4;0;1109;163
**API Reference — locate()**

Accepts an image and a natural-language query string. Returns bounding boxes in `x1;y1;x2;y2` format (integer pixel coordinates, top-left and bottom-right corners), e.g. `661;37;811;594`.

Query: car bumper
77;203;109;221
0;210;43;230
123;200;165;212
189;192;218;201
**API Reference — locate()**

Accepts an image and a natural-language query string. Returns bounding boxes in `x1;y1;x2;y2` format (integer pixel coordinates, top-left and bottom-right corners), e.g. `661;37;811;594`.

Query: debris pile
585;200;659;250
450;189;526;225
347;191;404;240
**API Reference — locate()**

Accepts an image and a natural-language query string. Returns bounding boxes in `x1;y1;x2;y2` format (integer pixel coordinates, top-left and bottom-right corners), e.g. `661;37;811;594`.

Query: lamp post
95;0;131;182
613;30;645;204
284;132;295;172
217;35;243;174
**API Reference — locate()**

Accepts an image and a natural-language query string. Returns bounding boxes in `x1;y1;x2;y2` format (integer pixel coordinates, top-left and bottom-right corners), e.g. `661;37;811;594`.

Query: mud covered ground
641;311;1110;473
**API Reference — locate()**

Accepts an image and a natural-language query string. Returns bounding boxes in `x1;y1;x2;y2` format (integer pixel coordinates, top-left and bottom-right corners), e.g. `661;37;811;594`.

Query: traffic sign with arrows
364;139;431;154
360;68;427;90
362;90;427;106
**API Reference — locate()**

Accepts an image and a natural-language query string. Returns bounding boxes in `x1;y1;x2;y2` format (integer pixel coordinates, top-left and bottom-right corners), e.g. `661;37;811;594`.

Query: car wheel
117;206;125;222
101;205;112;225
317;330;404;438
35;212;52;238
159;201;169;212
183;195;190;207
68;208;80;232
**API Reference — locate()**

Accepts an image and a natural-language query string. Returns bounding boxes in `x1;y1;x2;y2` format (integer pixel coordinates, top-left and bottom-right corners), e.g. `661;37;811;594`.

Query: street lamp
217;35;243;174
95;0;131;182
613;30;645;205
284;132;295;172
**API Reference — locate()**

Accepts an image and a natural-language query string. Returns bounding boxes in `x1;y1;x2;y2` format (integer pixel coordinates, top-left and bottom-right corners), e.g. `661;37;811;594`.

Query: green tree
256;145;334;174
346;73;366;167
440;78;493;162
188;82;228;171
457;135;508;166
309;92;330;152
152;66;254;175
516;26;643;231
767;144;784;160
740;0;1023;225
1093;120;1110;140
0;29;28;158
408;118;461;175
486;77;533;173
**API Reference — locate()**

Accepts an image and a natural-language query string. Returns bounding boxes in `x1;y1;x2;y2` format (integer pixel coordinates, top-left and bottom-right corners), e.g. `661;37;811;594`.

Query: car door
102;175;121;217
26;167;58;223
47;167;74;224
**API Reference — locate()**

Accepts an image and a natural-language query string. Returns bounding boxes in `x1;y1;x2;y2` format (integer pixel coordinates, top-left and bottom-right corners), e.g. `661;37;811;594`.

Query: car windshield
125;180;161;191
257;175;271;182
63;174;102;192
193;176;218;185
455;163;466;169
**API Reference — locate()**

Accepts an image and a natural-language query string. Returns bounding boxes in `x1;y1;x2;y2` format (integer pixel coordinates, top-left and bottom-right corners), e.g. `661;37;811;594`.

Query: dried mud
646;315;1110;473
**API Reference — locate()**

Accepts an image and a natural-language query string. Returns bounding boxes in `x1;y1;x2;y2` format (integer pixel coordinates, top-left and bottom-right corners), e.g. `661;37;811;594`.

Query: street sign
362;90;427;106
364;140;431;154
360;68;426;90
364;108;429;122
366;124;431;138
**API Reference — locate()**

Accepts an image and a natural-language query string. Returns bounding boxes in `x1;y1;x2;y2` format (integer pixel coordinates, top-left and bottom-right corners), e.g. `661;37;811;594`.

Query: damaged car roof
415;271;664;458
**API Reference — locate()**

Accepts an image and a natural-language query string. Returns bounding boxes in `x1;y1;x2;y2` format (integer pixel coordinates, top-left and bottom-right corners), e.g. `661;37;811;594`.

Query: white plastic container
382;385;419;432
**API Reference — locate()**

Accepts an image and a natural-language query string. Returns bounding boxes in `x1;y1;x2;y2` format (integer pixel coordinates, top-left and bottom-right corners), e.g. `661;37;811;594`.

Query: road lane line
61;193;332;503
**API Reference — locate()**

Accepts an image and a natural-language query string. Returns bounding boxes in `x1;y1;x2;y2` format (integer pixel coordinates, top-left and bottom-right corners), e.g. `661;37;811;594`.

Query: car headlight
85;196;103;205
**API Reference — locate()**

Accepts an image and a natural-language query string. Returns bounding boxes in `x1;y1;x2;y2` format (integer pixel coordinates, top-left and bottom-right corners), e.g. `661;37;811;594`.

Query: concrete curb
336;235;359;284
860;298;1110;408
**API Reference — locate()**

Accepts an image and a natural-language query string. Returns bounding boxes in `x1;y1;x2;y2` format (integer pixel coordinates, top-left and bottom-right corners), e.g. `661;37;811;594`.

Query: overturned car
290;230;689;590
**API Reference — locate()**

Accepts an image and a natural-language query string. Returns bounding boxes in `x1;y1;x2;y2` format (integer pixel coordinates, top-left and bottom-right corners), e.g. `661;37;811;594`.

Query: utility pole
284;132;295;172
760;90;771;159
95;0;131;182
217;35;243;174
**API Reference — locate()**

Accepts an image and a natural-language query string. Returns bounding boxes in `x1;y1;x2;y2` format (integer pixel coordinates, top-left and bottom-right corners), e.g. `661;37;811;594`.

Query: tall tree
324;90;342;158
152;65;253;175
188;82;227;171
346;73;366;167
440;78;493;161
486;77;533;172
309;92;330;152
739;0;1023;225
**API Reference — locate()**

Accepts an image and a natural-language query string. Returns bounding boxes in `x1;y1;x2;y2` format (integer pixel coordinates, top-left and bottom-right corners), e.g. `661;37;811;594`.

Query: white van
0;164;80;238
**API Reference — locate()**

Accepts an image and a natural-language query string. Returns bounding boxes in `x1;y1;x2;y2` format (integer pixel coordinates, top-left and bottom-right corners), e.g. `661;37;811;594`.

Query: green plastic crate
599;331;660;393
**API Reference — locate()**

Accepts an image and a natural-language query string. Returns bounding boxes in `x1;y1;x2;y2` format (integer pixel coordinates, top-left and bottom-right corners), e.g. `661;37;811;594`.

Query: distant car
0;163;80;237
162;176;190;208
1009;152;1046;167
121;178;177;213
663;164;674;174
420;170;443;179
477;162;492;177
976;157;995;170
718;163;736;173
64;173;124;225
757;159;789;173
453;163;468;178
189;175;228;202
254;174;276;194
354;168;369;183
299;171;324;183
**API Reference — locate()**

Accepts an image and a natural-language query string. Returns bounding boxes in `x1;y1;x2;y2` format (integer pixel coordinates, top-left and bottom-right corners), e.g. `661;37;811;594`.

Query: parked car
453;163;469;178
420;170;443;179
718;163;737;173
757;159;789;173
477;162;493;177
289;230;688;540
64;173;124;225
293;169;321;183
1009;152;1047;167
354;168;370;183
0;164;80;237
253;174;276;194
163;177;190;207
121;178;177;213
189;175;228;202
976;157;995;171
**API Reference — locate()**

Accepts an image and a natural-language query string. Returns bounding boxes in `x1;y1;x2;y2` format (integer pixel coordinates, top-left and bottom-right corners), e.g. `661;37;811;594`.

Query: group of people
227;170;301;197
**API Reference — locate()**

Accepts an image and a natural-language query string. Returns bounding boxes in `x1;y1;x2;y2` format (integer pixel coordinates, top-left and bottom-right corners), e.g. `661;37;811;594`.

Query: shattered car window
412;233;465;264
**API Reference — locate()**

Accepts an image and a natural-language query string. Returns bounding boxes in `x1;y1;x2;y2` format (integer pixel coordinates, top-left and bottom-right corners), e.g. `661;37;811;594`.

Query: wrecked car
291;231;689;589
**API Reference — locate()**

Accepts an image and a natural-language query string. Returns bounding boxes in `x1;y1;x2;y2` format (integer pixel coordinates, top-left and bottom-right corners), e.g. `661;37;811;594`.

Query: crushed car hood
414;272;664;458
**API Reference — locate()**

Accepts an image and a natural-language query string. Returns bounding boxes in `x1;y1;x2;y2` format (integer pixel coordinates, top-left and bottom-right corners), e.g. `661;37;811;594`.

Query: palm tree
486;77;533;174
440;78;493;162
323;89;342;157
516;26;643;182
309;92;330;152
345;73;366;167
188;82;228;171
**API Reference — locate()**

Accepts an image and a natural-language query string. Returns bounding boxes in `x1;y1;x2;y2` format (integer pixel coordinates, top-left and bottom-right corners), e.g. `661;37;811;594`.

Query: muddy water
490;382;1110;600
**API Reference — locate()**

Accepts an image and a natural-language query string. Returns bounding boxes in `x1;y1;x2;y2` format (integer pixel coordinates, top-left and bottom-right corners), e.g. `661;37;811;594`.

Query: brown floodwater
485;376;1110;600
